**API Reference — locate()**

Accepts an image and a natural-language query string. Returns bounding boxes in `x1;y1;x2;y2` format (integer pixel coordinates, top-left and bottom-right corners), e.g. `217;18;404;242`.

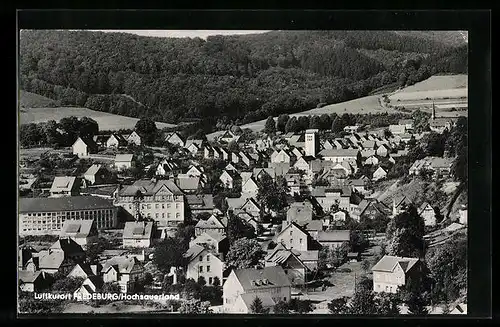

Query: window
167;213;171;218
167;204;171;209
155;204;159;209
207;266;210;272
147;204;151;209
207;255;210;261
290;230;293;236
209;277;213;285
199;266;203;273
299;238;303;244
162;213;165;218
176;203;180;209
176;213;180;219
162;204;165;209
155;213;159;219
199;256;203;261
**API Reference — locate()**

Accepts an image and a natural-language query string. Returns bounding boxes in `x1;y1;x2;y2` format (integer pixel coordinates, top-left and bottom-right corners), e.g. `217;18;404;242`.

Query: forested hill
19;30;467;129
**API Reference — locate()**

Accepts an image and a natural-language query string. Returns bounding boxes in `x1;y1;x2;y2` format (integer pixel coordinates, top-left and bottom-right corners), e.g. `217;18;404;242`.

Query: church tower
305;129;319;157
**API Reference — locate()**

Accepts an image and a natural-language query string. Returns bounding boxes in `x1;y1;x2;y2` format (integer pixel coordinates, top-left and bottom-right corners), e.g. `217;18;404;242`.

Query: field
19;91;59;108
20;107;176;131
392;74;467;93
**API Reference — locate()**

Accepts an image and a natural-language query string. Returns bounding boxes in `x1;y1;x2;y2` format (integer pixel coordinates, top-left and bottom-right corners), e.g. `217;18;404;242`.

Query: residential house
127;131;142;146
106;134;128;148
195;214;226;237
114;179;185;228
343;125;360;133
219;130;240;144
318;149;359;163
372;167;387;181
429;118;453;134
18;271;47;293
331;210;347;222
219;170;240;189
176;176;201;194
311;187;351;213
241;177;259;197
190;233;229;259
268;162;291;177
223;266;291;313
156;159;181;177
185;140;203;156
93;135;109;148
184;244;224;286
316;230;350;250
18;246;38;271
73;275;104;299
361;149;376;159
219;148;230;161
84;164;110;185
185;194;214;216
123;221;155;248
238;197;262;221
274;222;316;252
364;156;379;166
59;219;98;250
286;202;314;225
38;238;86;275
287;134;305;148
409;157;453;177
391;195;414;217
389;124;407;135
67;262;101;279
264;244;309;285
398;119;414;131
372;255;425;294
165;132;186;147
253;168;276;181
49;176;81;197
291;147;303;159
239;151;254;167
114;154;135;171
418;202;437;227
346;178;369;195
271;149;292;164
240;171;253;185
102;255;144;293
19;196;117;235
376;144;390;157
72;136;98;157
353;199;391;222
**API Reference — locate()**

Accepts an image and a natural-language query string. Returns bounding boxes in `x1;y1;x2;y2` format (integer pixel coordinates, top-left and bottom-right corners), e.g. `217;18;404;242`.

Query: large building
19;196;118;236
305;129;319;157
114;179;185;229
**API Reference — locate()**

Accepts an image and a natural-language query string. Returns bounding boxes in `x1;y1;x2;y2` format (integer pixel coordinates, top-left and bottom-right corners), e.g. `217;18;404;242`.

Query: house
19;246;38;271
364;156;379;166
240;171;253;185
114;179;185;228
102;255;144;293
346;178;369;195
274;222;314;252
123;221;155;248
18;270;47;292
223;266;291;313
241;177;259;196
343;125;360;133
353;199;391;222
418;202;437;227
219;130;240;143
156;159;181;177
38;238;86;275
253;168;276;181
264;244;309;285
291;147;303;159
219;148;230;161
72;136;98;157
175;176;201;194
106;134;128;148
392;195;413;217
347;252;361;262
372;167;387;181
185;194;214;216
311;187;351;213
190;233;229;258
67;262;101;279
376;144;390;157
184;244;224;286
127;131;142;146
318;149;359;163
73;275;104;299
316;230;350;250
114;154;135;171
49;176;81;197
84;164;110;185
93;134;109;148
372;255;424;294
331;210;347;222
429;118;453;134
388;124;406;135
185;141;202;156
239;151;254;167
165;132;186;147
195;214;226;237
287;134;305;148
268;162;291;177
59;219;98;250
219;170;240;189
271;149;291;164
398;119;414;130
238;197;262;220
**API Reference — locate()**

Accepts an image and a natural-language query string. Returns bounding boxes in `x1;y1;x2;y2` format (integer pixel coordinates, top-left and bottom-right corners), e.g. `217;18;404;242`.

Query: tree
212;276;221;287
285;116;299;133
102;282;121;294
383;128;393;138
288;298;313;314
225;237;265;270
226;212;255;246
179;299;212;314
78;117;99;138
135;117;157;145
274;300;290;314
264;116;276;135
86;236;112;262
361;259;371;274
256;174;288;214
374;293;401;315
331;116;343;133
452;146;467;183
328;297;349;314
386;205;425;258
309;115;322;129
250;296;270;314
153;237;187;273
227;140;240;152
348;276;377;314
51;277;84;293
276;114;290;133
197;276;207;287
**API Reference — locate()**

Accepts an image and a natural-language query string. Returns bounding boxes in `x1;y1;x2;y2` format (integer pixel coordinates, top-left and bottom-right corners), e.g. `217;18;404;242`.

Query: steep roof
123;221;154;240
115;154;134;162
84;164;102;177
176;176;200;191
371;255;419;273
50;238;85;255
318;149;359;157
185;194;213;209
74;136;98;149
317;230;351;242
18;270;42;283
233;266;291;291
20;196;115;213
195;215;226;229
183;244;206;263
102;256;141;274
38;251;65;270
118;179;183;197
60;220;97;239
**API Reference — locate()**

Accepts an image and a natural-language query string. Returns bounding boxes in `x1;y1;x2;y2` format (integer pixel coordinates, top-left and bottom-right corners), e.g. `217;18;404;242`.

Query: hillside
19;30;467;134
19;90;60;108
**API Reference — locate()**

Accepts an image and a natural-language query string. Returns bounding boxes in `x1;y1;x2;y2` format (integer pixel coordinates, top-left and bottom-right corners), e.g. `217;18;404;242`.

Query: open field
19;91;59;108
20;107;176;131
393;74;467;93
389;89;467;102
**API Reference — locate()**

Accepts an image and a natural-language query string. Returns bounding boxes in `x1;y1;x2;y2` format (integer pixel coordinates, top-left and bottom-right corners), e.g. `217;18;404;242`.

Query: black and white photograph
17;22;478;316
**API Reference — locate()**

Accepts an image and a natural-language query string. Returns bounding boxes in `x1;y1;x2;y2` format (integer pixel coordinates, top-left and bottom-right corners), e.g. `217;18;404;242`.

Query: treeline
265;112;410;134
20;30;467;126
19;116;99;148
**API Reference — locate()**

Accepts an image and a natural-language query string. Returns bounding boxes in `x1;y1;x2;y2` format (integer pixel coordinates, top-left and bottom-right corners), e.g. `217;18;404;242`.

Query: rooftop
20;196;115;213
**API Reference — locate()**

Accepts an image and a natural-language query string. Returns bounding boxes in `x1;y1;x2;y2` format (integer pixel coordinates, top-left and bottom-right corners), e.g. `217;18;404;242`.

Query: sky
89;30;270;39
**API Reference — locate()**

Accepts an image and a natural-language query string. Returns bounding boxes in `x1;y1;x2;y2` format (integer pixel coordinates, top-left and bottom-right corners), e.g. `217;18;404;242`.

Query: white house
318;149;359;163
127;131;142;146
241;177;259;196
106;134;127;148
59;219;99;250
372;255;424;294
223;266;291;313
122;221;155;248
72;136;98;157
114;154;134;171
418;202;437;227
376;144;390;157
372;167;387;181
364;156;379;166
165;132;185;147
184;244;224;286
102;256;144;293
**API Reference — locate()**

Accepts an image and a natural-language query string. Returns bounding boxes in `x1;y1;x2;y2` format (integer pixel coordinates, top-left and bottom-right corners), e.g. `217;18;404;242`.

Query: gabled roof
191;232;227;245
108;133;127;145
38;251;65;270
371;255;419;273
317;230;350;242
50;238;85;256
183;244;207;263
102;256;141;274
176;176;200;191
318;149;359;157
195;215;226;229
233;266;291;291
123;221;154;240
60;220;97;239
18;270;43;283
74;136;98;149
118;179;183;197
84;164;103;177
185;194;213;209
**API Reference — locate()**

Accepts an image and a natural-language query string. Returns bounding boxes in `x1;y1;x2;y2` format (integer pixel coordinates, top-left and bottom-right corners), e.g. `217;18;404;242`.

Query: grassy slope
19;90;59;108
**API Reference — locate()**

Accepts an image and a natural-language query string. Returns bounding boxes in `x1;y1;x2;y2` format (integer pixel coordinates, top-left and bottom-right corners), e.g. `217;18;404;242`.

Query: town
18;102;468;315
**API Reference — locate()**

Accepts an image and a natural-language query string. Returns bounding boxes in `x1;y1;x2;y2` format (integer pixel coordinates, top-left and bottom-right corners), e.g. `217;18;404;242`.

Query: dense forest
19;30;467;130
